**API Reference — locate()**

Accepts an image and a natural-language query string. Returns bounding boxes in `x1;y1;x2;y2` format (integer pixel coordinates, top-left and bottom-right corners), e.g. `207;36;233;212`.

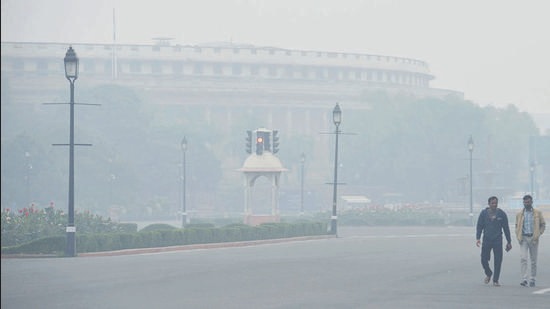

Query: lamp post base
65;229;76;257
182;213;189;228
330;216;337;236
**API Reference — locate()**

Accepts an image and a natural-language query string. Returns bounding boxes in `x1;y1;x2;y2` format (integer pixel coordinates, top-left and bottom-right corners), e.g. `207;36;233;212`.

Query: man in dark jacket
476;196;512;286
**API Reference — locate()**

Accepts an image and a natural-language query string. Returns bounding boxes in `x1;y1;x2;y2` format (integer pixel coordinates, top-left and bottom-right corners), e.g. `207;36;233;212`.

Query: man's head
488;196;498;210
523;195;533;210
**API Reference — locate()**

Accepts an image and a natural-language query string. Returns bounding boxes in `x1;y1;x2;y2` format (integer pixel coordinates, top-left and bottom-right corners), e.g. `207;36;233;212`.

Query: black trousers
481;241;503;282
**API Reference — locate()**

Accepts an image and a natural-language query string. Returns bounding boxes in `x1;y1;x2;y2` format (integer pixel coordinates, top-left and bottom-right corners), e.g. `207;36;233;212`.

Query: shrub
1;205;130;247
117;223;138;233
139;223;177;232
1;235;65;255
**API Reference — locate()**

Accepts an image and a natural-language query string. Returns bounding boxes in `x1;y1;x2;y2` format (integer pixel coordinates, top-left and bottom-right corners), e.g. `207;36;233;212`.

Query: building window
268;65;277;77
301;66;309;78
283;66;293;78
37;60;48;75
213;63;223;74
130;62;141;73
13;60;24;71
327;68;338;80
193;63;203;74
232;64;241;75
250;65;259;76
316;68;325;79
104;61;112;74
173;62;183;74
82;60;95;73
152;62;162;74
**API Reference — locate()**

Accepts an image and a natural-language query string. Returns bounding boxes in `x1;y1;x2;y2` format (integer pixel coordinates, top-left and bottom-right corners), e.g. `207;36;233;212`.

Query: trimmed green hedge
331;209;467;226
139;223;178;232
1;221;326;255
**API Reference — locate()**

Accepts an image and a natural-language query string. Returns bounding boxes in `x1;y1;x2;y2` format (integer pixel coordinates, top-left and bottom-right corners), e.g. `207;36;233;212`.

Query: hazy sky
2;0;549;114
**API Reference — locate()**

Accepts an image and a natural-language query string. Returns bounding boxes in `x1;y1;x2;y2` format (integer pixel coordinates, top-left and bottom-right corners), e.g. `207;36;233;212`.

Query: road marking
533;288;550;294
349;233;471;239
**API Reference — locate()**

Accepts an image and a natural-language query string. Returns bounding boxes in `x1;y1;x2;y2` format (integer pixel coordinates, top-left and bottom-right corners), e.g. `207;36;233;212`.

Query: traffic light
264;132;271;152
272;130;279;154
256;135;264;155
245;130;252;154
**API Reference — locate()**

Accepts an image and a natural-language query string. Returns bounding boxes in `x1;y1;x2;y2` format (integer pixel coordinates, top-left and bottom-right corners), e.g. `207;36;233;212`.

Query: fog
1;0;550;219
2;0;549;116
2;3;550;306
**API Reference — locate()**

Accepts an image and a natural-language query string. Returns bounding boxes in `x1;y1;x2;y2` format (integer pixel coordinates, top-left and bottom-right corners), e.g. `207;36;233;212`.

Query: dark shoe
529;280;535;287
520;280;528;287
493;281;501;287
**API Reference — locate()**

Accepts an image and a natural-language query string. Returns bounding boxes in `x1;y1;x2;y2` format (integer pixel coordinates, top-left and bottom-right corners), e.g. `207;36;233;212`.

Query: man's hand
505;243;512;252
476;239;481;247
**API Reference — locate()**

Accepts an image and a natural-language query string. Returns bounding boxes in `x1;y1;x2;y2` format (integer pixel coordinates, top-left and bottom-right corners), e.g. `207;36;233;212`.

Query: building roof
238;152;287;172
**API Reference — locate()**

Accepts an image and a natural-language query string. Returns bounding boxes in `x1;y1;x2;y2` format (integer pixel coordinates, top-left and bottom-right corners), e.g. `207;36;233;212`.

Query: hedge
1;221;326;255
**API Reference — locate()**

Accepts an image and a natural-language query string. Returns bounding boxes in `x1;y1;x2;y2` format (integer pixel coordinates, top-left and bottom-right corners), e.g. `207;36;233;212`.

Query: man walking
515;194;546;287
476;196;512;286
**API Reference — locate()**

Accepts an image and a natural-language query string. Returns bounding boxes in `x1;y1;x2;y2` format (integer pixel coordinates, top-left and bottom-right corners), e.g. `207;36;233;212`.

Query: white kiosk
238;128;287;225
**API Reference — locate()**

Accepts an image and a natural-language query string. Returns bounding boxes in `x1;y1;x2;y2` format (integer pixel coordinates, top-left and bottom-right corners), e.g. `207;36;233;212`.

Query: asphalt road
2;226;549;309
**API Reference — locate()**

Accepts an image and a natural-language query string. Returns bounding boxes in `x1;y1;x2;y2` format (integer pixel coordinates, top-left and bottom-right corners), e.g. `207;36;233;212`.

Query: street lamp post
300;153;305;215
468;135;474;226
331;103;342;235
25;152;32;207
64;46;79;257
530;161;535;198
109;174;116;207
181;137;188;227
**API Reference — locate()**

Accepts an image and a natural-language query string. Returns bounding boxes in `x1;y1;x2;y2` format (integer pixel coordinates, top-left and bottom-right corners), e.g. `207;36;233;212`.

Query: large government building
1;39;460;105
0;39;461;156
1;40;464;215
